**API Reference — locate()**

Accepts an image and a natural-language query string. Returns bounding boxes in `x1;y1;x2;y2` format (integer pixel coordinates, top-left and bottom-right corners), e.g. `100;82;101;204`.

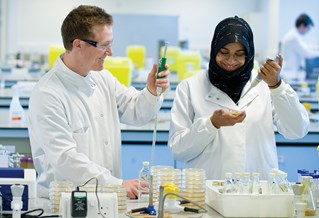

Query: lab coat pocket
71;122;90;153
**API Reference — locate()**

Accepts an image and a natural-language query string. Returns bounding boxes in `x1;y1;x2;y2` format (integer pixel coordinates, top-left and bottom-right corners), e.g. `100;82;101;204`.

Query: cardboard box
205;180;294;217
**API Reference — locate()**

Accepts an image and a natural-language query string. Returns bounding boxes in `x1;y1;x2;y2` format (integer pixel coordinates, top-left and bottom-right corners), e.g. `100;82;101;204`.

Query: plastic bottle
9;85;26;127
0;144;9;167
301;176;316;216
138;161;150;202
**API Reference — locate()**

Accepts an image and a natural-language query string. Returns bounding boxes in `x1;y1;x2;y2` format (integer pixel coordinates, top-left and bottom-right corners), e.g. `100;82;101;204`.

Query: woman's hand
210;109;246;129
258;54;283;87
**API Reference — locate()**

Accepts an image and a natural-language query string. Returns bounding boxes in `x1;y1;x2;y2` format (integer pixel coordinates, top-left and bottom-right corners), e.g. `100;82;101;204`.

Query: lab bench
14;197;319;218
0;105;318;182
0;74;319;182
0;87;318;112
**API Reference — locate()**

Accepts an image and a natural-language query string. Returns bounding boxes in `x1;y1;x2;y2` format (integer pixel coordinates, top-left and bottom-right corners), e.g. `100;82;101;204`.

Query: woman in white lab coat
168;16;309;180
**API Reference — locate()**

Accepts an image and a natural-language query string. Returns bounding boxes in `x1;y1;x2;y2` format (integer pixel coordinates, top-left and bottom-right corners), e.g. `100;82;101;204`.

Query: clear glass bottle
233;172;242;194
268;172;277;194
252;172;261;194
311;173;319;208
241;172;251;194
277;171;292;193
297;169;309;183
295;202;306;218
301;176;316;216
138;161;150;202
223;172;235;193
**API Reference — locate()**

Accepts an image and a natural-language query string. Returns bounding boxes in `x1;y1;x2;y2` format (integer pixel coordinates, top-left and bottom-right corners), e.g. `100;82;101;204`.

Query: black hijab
208;16;255;103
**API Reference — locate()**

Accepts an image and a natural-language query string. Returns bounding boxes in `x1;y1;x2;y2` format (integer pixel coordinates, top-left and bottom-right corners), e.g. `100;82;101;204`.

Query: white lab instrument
0;168;37;213
59;192;118;218
11;184;24;218
151;42;169;166
240;56;279;101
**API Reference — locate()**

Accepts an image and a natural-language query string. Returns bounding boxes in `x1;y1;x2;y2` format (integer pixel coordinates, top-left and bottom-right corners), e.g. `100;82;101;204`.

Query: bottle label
11;116;22;121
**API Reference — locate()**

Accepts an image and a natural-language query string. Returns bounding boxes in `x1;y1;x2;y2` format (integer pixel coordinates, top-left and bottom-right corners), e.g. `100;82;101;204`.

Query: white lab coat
28;57;162;198
168;70;309;180
281;28;319;80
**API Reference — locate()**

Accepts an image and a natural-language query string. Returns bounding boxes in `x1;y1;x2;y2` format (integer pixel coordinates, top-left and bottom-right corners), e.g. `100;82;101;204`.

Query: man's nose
104;47;112;56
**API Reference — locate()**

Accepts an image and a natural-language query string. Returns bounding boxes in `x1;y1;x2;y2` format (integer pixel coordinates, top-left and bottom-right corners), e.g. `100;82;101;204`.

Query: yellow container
176;51;201;81
160;46;181;73
104;57;133;87
126;45;146;69
48;45;65;69
179;70;201;81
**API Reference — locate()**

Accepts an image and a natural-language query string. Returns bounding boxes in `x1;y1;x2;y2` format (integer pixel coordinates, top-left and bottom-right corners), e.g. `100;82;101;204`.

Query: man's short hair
295;13;314;28
61;5;113;51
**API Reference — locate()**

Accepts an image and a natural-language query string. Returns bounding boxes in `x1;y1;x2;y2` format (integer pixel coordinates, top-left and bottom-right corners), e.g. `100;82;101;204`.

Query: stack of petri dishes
150;165;181;203
182;168;206;206
49;181;75;213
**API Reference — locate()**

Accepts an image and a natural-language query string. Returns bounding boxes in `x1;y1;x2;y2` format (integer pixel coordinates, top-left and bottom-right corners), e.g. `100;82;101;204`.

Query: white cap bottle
9;85;26;127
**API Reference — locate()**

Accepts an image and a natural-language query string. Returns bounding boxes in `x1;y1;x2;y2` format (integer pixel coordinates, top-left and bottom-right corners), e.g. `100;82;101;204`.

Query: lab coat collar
54;56;97;93
205;86;237;110
205;81;258;110
237;82;259;108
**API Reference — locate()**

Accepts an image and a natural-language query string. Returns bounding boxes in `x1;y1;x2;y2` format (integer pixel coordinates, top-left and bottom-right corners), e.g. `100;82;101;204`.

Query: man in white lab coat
281;13;319;81
28;5;170;199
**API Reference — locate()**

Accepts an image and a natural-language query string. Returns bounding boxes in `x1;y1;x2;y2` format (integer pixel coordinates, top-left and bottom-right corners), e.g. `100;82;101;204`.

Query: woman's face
215;42;246;72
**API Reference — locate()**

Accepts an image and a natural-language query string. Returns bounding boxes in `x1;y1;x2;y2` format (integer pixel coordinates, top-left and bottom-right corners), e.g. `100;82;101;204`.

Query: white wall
2;0;319;63
3;0;259;56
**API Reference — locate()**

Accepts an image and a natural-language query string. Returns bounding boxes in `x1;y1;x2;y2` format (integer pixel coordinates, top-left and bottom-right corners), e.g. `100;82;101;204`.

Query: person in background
281;13;319;81
168;16;309;180
28;5;170;199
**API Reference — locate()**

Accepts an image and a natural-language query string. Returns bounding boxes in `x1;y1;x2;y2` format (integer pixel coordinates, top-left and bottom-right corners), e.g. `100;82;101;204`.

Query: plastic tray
205;180;294;217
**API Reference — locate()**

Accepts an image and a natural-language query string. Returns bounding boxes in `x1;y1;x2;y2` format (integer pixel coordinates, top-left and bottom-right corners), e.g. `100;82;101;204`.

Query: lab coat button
216;98;220;100
100;114;104;117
